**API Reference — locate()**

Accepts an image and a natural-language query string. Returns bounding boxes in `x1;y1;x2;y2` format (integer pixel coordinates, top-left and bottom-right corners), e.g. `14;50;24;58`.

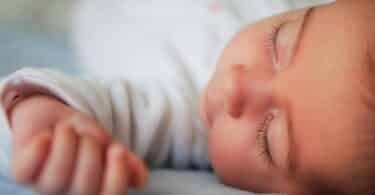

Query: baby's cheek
207;115;254;186
207;117;240;182
208;131;241;186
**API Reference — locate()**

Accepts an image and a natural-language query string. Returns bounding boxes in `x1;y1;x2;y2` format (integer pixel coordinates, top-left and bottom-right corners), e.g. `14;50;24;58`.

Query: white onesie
0;0;331;178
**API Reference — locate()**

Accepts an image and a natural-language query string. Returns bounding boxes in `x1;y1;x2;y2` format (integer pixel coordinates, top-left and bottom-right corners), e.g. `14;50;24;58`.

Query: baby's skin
8;0;375;195
9;95;148;195
200;0;375;194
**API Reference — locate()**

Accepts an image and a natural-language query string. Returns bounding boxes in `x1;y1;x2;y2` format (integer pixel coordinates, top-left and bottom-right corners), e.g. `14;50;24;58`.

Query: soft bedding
0;169;274;195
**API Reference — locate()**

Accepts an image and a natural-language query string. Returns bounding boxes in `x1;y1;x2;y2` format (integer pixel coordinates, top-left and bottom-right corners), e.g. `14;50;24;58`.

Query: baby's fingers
68;136;104;195
123;147;148;189
100;143;148;195
70;114;111;145
12;131;52;184
100;144;129;195
35;126;78;194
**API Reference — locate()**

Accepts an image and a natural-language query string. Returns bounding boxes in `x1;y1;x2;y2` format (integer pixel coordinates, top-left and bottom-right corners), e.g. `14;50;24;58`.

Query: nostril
225;92;245;119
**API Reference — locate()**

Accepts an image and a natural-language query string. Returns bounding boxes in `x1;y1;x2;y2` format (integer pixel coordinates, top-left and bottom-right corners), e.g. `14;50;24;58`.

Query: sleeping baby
1;0;374;194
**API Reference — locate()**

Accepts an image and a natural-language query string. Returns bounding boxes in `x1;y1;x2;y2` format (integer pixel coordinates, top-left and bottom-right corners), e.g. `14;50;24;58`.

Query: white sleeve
0;67;210;170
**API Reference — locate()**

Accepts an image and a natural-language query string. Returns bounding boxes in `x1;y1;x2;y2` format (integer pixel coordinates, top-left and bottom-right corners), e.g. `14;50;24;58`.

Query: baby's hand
9;95;148;195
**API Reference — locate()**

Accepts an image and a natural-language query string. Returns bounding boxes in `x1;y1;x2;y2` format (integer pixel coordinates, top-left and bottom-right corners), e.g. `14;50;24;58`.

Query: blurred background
0;0;78;76
0;0;330;77
0;0;332;77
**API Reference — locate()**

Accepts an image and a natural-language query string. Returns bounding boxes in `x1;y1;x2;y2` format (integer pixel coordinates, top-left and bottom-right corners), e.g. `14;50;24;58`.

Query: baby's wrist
3;83;68;120
8;94;67;129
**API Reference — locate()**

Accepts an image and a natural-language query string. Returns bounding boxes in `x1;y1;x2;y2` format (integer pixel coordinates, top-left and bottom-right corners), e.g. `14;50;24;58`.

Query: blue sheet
0;30;78;76
0;170;263;195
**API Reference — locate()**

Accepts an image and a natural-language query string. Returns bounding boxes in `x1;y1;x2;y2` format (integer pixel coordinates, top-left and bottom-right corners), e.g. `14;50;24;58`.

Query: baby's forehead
287;2;375;192
310;1;375;74
333;0;375;35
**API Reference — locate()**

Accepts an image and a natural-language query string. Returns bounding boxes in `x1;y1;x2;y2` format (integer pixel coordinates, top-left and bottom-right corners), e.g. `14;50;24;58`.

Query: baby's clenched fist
9;95;148;195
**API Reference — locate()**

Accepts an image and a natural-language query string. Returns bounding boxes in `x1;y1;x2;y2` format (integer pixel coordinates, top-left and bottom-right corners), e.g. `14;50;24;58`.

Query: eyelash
256;113;274;163
265;22;284;67
256;23;285;163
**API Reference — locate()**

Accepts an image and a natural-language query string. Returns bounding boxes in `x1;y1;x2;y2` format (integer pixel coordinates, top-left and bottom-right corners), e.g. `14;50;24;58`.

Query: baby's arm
1;67;209;168
8;94;147;195
0;66;209;192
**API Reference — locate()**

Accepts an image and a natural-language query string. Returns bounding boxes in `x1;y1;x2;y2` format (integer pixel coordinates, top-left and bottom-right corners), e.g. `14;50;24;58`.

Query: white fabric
0;0;332;181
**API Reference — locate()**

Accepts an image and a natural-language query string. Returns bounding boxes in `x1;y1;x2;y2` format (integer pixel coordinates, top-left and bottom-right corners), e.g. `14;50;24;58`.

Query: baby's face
200;0;375;194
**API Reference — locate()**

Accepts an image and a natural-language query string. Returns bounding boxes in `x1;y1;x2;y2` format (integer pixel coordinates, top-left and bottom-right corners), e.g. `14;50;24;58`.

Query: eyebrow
287;6;316;174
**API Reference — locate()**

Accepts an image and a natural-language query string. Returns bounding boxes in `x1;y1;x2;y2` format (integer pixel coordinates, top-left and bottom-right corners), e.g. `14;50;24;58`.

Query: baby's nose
223;64;247;119
224;64;273;119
